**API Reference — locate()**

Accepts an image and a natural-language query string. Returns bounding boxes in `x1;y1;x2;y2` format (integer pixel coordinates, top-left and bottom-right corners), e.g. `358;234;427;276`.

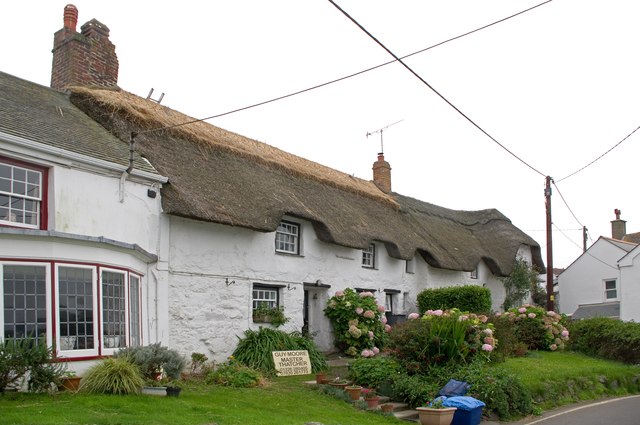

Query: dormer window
275;220;300;255
362;244;375;268
0;158;47;230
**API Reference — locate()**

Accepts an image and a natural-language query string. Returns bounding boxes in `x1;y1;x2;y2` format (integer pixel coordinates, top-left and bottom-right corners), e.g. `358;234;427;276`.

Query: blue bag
438;379;470;397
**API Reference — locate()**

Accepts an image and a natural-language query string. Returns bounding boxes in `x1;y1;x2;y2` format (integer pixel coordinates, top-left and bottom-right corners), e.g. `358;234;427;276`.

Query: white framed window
362;244;375;268
0;159;47;230
252;285;279;310
56;265;98;356
385;293;393;313
604;279;618;300
275;221;300;255
2;260;141;358
101;269;128;354
1;263;51;346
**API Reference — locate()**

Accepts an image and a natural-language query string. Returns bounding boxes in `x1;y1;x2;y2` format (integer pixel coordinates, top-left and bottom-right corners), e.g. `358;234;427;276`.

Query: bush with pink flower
324;288;388;357
499;305;569;351
387;308;497;373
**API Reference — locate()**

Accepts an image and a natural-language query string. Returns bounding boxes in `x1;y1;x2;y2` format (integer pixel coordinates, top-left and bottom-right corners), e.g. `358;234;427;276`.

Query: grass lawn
499;351;640;409
1;352;639;424
0;376;400;425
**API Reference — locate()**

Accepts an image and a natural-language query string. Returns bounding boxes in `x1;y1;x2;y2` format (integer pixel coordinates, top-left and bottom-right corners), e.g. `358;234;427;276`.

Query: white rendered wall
558;239;623;316
165;215;524;362
619;246;640;322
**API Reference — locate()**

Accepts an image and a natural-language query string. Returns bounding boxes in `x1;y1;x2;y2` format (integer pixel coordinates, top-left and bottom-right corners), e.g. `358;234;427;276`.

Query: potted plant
315;370;328;385
345;384;362;401
380;403;395;413
364;389;380;409
327;377;349;389
141;377;168;396
416;398;457;425
252;304;289;327
59;370;82;392
165;380;182;397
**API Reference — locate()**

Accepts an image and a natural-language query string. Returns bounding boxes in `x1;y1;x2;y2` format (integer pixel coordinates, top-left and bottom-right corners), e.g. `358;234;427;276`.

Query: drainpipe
119;132;136;203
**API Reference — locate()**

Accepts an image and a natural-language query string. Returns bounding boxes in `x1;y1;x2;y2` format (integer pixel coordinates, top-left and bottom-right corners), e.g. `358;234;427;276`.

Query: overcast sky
2;1;639;269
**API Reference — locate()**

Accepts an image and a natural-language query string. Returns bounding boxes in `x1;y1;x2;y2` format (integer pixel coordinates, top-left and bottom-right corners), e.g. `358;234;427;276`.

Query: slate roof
571;302;620;320
0;71;158;175
67;86;544;277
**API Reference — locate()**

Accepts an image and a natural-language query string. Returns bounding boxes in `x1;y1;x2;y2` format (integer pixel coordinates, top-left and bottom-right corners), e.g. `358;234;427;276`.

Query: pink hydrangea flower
547;311;555;316
550;344;558;351
408;313;420;320
483;328;493;335
484;337;495;345
363;310;375;319
359;291;374;298
495;312;502;317
335;291;344;297
368;331;374;340
384;324;392;332
361;349;372;357
377;304;386;313
478;315;488;323
380;316;388;324
372;347;380;354
432;309;443;316
561;330;569;337
481;344;494;352
518;307;527;314
528;313;536;319
355;307;364;315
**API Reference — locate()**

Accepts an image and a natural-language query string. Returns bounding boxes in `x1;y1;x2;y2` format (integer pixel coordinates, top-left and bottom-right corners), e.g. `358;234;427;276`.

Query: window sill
275;251;304;257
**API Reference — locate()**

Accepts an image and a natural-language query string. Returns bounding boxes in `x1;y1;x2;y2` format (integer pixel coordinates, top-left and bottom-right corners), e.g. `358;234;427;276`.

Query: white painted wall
165;215;530;362
619;246;640;321
558;238;623;316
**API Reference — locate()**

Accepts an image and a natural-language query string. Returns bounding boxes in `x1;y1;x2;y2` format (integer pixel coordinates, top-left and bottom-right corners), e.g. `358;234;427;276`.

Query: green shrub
0;338;66;393
489;312;523;360
416;285;491;314
387;310;496;373
501;258;541;310
498;306;569;351
80;357;145;395
205;359;263;387
115;343;186;380
323;288;388;356
232;327;327;374
348;356;401;389
390;373;441;408
568;317;640;364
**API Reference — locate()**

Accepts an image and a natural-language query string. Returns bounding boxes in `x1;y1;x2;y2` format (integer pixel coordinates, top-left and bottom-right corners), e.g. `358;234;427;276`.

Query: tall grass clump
80;357;144;394
232;327;327;374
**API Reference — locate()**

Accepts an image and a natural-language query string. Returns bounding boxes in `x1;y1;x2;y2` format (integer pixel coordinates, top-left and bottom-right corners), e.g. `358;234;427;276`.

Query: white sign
272;350;312;376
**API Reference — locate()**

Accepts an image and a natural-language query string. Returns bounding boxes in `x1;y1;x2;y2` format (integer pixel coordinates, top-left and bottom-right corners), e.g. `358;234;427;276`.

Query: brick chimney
372;153;391;194
611;208;626;240
51;4;119;89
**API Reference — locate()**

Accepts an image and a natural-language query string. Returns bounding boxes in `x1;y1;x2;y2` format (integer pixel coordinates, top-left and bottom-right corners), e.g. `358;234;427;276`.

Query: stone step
393;408;419;422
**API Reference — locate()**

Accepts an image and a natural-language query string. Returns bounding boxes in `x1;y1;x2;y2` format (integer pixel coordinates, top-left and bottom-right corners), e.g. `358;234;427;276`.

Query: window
362;244;375;268
2;265;47;343
470;266;478;279
0;159;46;229
275;221;300;254
252;285;279;310
58;266;96;351
405;257;415;274
102;270;127;351
2;261;141;358
385;293;393;313
604;279;617;300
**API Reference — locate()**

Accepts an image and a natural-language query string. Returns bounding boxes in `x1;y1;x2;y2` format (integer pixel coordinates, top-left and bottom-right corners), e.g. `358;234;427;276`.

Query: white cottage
558;211;639;321
0;5;544;369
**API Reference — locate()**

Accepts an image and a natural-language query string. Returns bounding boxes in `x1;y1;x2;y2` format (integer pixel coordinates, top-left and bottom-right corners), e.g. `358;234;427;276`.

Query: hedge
567;317;640;364
417;285;491;314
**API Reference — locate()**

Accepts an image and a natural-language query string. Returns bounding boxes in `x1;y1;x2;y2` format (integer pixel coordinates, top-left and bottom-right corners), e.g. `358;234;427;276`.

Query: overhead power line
556;123;640;182
138;0;554;136
327;0;547;178
552;181;584;228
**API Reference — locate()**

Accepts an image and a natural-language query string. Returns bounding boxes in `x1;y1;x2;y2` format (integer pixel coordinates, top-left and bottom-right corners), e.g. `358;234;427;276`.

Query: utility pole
545;176;554;311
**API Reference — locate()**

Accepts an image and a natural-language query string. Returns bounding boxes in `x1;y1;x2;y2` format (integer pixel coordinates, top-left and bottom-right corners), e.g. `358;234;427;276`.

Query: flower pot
141;386;167;396
345;386;362;401
328;382;349;390
416;407;457;425
315;373;326;384
380;403;395;413
365;396;380;409
60;376;82;392
166;386;182;397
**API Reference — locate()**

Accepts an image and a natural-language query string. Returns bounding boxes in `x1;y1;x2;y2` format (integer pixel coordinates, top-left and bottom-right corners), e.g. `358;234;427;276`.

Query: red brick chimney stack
372;153;392;194
51;4;119;90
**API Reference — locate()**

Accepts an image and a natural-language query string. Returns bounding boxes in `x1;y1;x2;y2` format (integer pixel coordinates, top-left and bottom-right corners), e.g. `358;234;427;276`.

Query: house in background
558;210;639;321
0;5;544;371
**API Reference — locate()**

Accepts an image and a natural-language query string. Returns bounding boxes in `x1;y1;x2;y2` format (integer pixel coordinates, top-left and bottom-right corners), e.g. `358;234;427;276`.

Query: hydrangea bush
324;288;388;357
496;304;569;351
388;308;497;374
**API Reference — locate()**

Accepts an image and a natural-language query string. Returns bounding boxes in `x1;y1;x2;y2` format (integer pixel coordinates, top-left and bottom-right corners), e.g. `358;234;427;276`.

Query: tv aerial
366;119;403;153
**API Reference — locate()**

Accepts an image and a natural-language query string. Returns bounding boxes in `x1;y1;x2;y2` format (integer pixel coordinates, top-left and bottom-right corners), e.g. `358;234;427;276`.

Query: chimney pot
611;209;627;240
63;4;78;32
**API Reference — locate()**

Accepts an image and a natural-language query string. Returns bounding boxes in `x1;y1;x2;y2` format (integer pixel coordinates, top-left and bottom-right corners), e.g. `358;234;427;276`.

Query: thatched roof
68;86;544;276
